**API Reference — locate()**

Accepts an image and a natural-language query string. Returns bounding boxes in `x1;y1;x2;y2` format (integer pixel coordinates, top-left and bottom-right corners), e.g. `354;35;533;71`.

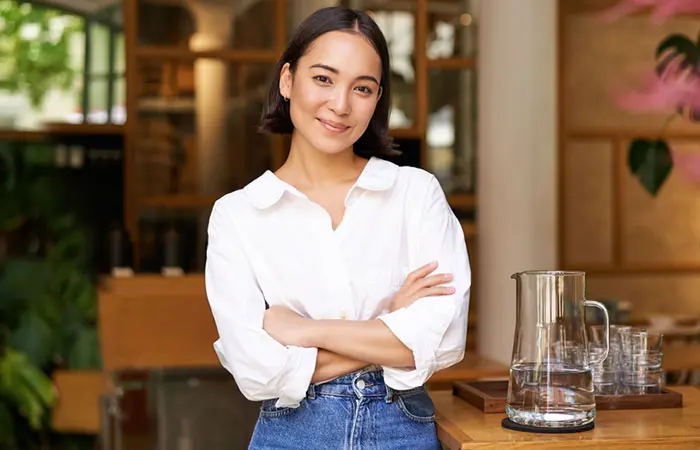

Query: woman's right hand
389;262;454;313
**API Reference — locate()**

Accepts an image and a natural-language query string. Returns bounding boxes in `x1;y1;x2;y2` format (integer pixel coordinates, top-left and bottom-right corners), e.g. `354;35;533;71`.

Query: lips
318;118;350;133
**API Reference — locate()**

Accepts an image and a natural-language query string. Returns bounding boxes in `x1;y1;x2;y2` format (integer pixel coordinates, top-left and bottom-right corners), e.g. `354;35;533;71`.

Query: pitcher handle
583;299;610;365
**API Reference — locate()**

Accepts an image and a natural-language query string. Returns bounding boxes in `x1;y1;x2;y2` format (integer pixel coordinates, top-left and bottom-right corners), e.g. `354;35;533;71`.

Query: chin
311;138;354;155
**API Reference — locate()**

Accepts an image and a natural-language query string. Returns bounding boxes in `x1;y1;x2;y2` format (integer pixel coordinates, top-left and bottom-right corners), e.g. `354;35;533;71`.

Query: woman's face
280;30;382;156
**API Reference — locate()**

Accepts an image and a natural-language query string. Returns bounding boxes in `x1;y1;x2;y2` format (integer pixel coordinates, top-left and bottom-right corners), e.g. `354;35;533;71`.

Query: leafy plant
604;1;700;195
0;0;81;108
0;144;101;450
0;349;55;448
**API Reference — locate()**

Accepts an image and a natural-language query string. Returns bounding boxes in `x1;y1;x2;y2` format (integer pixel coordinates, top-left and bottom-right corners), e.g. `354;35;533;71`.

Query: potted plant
0;144;100;449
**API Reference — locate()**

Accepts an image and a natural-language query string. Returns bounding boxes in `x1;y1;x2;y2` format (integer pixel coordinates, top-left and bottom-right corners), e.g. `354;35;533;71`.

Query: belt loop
306;384;316;400
384;385;394;403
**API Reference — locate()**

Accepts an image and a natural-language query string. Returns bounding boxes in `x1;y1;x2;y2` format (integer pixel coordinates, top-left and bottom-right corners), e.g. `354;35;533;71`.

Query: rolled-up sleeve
205;199;318;407
378;175;471;389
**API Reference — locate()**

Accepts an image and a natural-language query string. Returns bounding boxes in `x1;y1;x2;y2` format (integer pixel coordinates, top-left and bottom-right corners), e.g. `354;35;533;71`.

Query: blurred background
1;0;700;449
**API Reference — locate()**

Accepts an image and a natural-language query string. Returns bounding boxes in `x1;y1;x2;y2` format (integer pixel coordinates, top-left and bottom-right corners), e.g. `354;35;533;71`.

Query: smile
318;118;350;133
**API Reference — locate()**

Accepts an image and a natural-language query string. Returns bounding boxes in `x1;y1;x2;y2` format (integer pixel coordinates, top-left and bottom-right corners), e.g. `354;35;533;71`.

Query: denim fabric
248;366;442;450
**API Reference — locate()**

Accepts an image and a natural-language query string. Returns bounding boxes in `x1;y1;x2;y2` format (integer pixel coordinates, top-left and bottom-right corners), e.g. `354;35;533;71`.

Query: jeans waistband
305;365;424;402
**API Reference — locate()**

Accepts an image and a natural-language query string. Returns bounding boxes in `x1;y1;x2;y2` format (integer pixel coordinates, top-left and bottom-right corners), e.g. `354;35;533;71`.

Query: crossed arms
205;177;471;407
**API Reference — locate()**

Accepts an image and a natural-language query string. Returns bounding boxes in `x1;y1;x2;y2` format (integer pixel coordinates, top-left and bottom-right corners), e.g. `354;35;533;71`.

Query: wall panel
564;140;614;266
564;14;699;131
560;1;700;318
588;274;700;315
622;142;700;266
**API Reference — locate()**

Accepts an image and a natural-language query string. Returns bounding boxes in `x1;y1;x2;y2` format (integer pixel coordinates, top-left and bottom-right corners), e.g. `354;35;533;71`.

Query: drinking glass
619;329;664;394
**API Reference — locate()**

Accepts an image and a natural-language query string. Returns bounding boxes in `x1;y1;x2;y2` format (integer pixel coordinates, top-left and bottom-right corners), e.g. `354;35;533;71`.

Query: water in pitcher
506;363;596;428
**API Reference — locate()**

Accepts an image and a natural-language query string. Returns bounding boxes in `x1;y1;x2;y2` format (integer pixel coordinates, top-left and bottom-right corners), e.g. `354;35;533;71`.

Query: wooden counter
431;386;700;449
427;354;510;389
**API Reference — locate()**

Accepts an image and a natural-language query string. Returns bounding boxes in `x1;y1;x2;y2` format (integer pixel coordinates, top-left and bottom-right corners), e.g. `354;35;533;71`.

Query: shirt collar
244;156;399;210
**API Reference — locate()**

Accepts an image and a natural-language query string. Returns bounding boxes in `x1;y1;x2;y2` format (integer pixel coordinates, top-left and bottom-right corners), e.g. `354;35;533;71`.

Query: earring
283;96;289;102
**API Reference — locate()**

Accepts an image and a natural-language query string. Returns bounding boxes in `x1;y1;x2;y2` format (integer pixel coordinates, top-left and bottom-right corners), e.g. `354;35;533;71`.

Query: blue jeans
248;366;442;449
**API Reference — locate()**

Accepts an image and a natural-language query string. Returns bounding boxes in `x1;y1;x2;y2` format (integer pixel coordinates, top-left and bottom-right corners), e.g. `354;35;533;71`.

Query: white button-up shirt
205;157;471;407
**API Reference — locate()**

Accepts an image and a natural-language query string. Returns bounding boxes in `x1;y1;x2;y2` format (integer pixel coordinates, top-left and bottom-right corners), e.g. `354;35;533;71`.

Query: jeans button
356;380;366;390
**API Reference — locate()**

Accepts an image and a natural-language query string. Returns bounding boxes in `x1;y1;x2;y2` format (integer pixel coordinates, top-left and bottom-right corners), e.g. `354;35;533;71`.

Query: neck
280;132;366;187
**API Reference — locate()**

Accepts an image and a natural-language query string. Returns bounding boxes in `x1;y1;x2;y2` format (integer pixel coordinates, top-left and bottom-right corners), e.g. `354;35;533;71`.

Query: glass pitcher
505;271;610;429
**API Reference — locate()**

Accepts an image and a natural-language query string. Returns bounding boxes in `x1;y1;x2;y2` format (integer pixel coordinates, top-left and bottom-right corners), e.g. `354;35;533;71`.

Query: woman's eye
313;75;330;83
355;86;373;95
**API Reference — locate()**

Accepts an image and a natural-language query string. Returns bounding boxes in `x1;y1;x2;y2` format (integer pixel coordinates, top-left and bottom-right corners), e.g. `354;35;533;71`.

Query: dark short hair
258;6;398;159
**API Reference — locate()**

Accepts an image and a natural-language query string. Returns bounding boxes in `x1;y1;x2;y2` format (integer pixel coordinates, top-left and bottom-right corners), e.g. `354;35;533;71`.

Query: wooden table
431;386;700;449
428;353;510;389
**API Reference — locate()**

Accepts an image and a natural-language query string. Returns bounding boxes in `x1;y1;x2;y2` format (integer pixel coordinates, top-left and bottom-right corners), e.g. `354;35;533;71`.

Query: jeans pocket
259;399;301;418
394;387;436;424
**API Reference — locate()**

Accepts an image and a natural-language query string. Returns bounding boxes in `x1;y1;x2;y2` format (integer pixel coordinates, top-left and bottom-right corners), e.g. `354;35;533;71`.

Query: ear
376;85;383;102
279;62;293;100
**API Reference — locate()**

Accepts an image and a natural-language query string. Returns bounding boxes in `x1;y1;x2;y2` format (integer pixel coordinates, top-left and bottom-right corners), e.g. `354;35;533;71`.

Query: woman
205;6;471;449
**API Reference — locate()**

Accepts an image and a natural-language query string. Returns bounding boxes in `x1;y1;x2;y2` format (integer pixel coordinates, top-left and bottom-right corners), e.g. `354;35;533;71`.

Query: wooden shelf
427;57;477;69
42;123;125;136
448;193;477;210
389;127;424;139
0;124;124;142
135;46;279;62
567;127;700;140
0;129;50;142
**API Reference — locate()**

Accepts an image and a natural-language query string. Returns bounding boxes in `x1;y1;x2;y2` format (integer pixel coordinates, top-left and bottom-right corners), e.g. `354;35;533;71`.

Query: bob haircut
258;6;398;159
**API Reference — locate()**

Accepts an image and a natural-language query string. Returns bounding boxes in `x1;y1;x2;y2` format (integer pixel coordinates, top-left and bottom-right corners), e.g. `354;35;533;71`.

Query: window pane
137;0;277;50
114;33;126;74
112;76;126;124
427;0;478;59
0;10;84;128
88;23;111;75
427;68;477;194
87;77;109;124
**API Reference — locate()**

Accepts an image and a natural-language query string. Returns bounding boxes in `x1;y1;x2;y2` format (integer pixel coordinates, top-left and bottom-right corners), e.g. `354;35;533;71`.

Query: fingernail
444;274;452;280
431;261;438;267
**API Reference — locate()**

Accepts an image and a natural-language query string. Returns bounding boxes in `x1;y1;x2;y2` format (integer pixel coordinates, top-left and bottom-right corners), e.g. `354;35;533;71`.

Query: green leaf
0;349;54;430
46;227;87;266
0;1;79;107
0;258;50;312
628;139;673;196
656;34;700;73
10;312;55;368
66;326;101;370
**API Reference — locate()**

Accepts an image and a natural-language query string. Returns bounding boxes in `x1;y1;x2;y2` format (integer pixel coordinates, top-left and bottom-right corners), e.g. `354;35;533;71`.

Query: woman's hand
390;262;454;312
263;305;313;347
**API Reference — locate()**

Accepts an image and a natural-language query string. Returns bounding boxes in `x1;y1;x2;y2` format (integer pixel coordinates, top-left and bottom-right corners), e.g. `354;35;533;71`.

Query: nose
328;88;351;116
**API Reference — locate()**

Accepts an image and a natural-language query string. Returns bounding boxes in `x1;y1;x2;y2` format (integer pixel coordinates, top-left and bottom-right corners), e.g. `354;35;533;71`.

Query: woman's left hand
263;305;314;347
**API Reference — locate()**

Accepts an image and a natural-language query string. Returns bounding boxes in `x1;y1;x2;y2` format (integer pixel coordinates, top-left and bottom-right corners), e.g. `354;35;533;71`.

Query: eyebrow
309;63;380;85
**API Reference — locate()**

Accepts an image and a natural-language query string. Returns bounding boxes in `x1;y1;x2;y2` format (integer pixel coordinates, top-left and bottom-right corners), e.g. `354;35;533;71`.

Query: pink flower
598;0;700;24
613;61;700;113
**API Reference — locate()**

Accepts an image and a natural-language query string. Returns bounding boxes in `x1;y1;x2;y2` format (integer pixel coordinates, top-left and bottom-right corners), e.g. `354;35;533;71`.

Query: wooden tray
453;380;683;413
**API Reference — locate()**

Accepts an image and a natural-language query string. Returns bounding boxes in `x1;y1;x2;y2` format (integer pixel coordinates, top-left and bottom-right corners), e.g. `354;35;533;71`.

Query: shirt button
356;380;366;390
